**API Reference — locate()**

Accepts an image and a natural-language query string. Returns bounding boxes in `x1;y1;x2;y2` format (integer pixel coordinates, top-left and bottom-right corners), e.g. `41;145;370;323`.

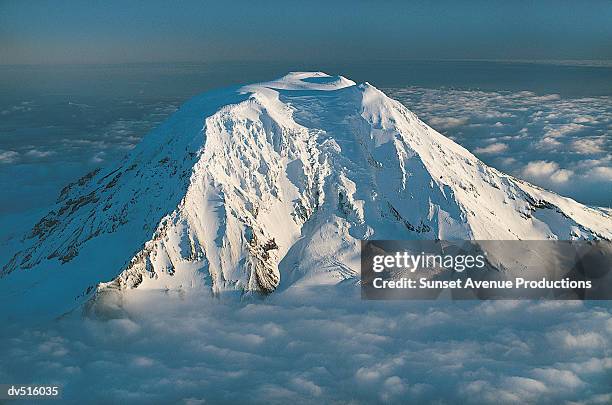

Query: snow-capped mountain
1;72;610;319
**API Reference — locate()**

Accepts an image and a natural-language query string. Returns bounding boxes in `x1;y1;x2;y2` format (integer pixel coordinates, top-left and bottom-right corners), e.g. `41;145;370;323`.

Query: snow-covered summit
1;72;611;320
246;71;356;91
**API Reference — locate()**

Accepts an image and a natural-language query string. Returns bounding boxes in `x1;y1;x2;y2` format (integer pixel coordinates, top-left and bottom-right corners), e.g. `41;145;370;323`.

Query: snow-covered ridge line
1;72;610;320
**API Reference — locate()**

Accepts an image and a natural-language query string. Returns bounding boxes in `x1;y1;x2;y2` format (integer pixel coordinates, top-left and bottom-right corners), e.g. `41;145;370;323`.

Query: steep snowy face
1;72;611;319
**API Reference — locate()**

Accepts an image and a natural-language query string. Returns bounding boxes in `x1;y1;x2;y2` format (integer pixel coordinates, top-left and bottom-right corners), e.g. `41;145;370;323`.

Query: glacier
1;72;611;321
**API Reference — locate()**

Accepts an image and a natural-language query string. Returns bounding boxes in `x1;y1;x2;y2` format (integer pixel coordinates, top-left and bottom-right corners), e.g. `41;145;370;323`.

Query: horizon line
1;58;612;68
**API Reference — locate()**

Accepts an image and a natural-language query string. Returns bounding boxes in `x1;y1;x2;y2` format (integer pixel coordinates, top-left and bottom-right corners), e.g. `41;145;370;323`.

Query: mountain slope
2;72;610;320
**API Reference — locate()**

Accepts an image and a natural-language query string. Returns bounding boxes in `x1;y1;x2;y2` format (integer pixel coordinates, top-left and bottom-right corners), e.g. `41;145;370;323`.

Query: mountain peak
245;71;356;91
1;72;610;320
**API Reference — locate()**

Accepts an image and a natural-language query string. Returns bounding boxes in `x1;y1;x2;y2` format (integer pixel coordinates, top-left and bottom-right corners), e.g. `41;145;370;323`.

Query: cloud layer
0;97;179;221
387;87;611;207
0;287;610;404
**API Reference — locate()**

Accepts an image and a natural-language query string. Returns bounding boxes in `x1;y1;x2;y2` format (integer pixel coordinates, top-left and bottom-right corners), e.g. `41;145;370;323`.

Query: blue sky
1;0;611;64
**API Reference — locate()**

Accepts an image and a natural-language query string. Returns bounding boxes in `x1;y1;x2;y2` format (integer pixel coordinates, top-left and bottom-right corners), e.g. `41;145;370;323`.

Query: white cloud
543;123;585;138
428;117;469;129
290;376;323;397
573;116;597;124
550;170;573;183
571;138;607;154
531;368;583;390
380;376;406;401
522;161;573;184
547;330;607;350
578;393;612;405
131;356;155;367
474;142;509;154
0;150;19;164
461;376;547;404
562;357;612;375
501;376;548;401
25;149;56;158
536;137;562;150
0;101;35;116
587;166;612;182
497;157;517;167
91;151;106;163
475;111;514;120
477;300;523;316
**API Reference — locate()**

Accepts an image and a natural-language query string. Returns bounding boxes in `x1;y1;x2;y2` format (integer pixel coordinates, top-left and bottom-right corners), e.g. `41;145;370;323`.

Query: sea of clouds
386;87;611;207
1;85;610;404
0;286;610;404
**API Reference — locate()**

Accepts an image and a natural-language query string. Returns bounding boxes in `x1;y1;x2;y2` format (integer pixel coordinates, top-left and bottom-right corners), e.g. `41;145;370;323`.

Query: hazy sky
1;0;611;64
